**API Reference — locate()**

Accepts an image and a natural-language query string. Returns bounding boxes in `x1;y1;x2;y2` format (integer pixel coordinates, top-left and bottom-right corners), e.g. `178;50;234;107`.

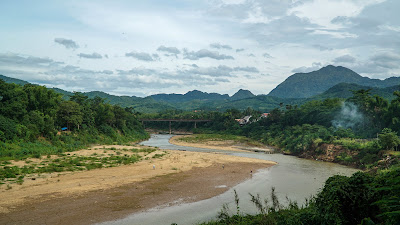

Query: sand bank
0;142;275;225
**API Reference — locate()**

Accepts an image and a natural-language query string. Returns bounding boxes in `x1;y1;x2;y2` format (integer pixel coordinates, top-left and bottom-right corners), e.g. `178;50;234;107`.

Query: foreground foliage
201;167;400;225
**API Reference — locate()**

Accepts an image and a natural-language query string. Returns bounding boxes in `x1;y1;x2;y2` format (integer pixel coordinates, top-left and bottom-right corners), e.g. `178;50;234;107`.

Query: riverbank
0;143;275;224
170;135;274;153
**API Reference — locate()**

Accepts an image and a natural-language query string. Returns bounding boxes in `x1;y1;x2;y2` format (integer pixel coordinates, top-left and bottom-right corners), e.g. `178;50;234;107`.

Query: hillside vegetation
268;65;400;98
3;70;400;114
0;80;148;162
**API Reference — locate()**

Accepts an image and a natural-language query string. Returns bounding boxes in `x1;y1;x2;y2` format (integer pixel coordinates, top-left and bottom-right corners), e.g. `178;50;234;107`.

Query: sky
0;0;399;97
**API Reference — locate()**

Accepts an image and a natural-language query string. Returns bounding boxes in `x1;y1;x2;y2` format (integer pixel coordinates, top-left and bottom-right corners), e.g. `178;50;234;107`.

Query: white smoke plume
332;102;364;129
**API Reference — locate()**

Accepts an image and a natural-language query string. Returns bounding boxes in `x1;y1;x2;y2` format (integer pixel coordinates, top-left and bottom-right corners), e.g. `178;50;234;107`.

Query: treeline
201;89;400;138
0;80;147;160
139;107;260;132
202;168;400;225
195;90;400;225
142;90;400;170
234;90;400;169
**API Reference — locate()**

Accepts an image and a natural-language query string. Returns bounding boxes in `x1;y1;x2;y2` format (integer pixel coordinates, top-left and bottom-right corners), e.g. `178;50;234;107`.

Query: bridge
139;119;212;134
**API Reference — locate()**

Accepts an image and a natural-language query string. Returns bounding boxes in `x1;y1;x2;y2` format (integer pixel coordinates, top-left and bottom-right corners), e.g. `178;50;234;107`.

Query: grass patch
152;153;166;159
177;134;265;147
332;138;376;151
0;153;143;183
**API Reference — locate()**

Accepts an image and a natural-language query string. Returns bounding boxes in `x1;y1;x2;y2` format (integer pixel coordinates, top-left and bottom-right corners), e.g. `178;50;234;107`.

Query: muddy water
101;134;359;225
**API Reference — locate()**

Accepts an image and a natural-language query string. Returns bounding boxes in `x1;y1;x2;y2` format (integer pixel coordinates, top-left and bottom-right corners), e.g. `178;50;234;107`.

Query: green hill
215;95;304;112
150;90;229;103
4;68;398;114
313;83;400;101
231;89;255;100
0;74;30;86
268;65;400;98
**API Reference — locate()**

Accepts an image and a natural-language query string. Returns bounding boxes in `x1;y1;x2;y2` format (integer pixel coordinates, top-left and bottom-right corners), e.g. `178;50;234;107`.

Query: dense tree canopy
0;80;147;158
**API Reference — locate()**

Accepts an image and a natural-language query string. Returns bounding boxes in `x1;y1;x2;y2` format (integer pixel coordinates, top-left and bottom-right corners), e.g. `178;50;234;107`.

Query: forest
143;89;400;225
0;80;148;161
141;89;400;170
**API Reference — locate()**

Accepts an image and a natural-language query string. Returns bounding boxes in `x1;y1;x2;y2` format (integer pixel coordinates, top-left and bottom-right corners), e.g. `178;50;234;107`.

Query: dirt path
0;143;275;225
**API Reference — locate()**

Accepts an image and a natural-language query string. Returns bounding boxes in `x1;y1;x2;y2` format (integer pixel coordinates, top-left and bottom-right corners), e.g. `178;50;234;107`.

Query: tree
386;91;400;133
57;101;83;130
378;128;400;150
70;92;88;105
316;172;378;225
0;80;28;121
23;84;61;117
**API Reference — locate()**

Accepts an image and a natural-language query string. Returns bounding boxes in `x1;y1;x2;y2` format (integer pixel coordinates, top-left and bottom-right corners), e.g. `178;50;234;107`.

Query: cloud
234;66;259;73
152;53;160;60
125;51;158;61
370;52;400;69
78;52;103;59
210;43;233;50
54;38;79;49
333;55;356;63
0;53;62;68
186;65;234;77
292;62;323;73
248;53;255;57
116;67;230;91
262;53;272;58
46;65;105;75
117;68;156;75
0;52;231;96
102;70;113;74
236;48;245;52
312;44;333;51
157;45;181;55
183;49;234;60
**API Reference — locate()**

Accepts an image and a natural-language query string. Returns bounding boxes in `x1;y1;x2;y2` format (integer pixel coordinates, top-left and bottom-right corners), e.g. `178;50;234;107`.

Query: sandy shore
0;141;275;225
169;135;274;153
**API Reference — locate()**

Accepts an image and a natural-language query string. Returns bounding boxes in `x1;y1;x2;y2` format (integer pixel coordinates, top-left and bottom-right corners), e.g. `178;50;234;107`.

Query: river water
101;134;359;225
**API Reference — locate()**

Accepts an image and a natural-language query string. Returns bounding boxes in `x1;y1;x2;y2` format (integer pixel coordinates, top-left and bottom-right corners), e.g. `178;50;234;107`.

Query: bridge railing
139;119;212;134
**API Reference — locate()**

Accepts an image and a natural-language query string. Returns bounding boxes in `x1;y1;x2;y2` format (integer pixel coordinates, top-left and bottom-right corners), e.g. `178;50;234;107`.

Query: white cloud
183;49;234;60
242;5;272;24
54;38;79;49
157;45;181;55
125;51;158;61
210;43;233;50
288;0;385;29
0;0;399;97
333;55;356;63
78;52;103;59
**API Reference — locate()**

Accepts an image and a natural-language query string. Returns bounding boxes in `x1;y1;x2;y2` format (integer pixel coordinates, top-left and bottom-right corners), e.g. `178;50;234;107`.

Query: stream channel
102;134;359;225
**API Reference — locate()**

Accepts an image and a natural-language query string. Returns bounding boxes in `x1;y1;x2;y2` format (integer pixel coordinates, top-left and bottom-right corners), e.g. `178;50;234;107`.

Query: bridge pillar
194;121;197;129
169;121;172;134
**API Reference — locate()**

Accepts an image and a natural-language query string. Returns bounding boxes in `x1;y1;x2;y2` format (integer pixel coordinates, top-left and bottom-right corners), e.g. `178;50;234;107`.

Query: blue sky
0;0;399;96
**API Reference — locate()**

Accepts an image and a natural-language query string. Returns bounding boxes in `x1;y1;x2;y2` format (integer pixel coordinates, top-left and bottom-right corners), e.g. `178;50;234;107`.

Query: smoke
332;102;364;129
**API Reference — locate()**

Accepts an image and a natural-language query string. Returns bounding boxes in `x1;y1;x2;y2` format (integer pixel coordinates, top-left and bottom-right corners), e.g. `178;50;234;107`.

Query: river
101;134;359;225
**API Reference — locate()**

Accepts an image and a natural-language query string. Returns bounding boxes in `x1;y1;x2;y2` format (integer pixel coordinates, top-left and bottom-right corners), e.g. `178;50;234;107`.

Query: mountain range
268;65;400;98
1;65;400;112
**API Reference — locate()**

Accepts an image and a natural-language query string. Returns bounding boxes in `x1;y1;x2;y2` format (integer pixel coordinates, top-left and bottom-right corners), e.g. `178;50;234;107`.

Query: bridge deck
139;119;212;134
139;119;212;122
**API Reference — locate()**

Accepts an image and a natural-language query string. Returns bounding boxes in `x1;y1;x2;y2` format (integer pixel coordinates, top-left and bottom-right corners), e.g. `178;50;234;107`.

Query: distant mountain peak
267;65;400;98
231;89;255;100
